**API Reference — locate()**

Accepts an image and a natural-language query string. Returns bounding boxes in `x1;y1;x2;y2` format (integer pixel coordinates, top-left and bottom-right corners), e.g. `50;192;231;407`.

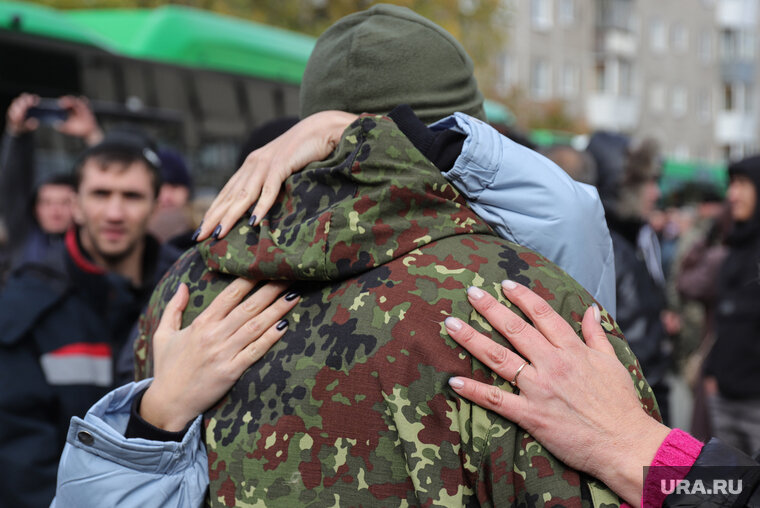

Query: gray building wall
635;0;719;161
498;0;759;163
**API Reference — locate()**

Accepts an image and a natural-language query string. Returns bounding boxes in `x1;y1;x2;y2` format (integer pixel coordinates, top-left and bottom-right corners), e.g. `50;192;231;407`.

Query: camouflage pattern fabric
135;116;660;507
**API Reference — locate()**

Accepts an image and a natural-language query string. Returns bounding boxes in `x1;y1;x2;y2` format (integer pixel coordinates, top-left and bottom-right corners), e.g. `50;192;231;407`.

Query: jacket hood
587;131;661;221
586;131;629;213
197;116;492;282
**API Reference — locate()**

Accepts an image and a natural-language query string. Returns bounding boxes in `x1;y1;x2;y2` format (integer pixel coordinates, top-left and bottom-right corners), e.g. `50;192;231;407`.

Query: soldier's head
72;129;161;264
300;4;485;124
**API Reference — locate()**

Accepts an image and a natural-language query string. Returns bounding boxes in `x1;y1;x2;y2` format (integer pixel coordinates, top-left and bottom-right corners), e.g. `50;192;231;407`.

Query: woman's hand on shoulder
196;111;357;241
445;281;670;506
140;279;300;431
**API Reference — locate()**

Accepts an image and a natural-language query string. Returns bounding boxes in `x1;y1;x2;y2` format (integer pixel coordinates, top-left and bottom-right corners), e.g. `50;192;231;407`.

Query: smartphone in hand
25;98;69;125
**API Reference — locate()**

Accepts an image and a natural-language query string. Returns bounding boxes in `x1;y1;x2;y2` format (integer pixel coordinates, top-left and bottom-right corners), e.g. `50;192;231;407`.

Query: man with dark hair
0;129;179;508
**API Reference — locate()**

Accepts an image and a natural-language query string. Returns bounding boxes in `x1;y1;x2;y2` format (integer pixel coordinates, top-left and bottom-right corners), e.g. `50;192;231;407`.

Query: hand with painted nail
196;110;358;241
139;279;300;431
445;281;670;507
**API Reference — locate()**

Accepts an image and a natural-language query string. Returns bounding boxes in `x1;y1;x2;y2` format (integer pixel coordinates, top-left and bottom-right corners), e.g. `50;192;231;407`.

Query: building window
560;63;579;98
500;53;518;94
742;32;756;59
721;29;756;60
595;61;607;93
531;0;553;30
531;59;552;99
723;83;734;110
698;31;712;63
558;0;575;25
650;83;666;113
672;87;688;117
596;0;633;31
650;18;668;53
671;23;688;52
722;82;754;113
721;29;737;60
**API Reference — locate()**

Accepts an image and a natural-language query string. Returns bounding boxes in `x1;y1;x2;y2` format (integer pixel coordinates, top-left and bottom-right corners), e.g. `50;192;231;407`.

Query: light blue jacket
431;113;615;315
52;114;614;506
52;379;207;508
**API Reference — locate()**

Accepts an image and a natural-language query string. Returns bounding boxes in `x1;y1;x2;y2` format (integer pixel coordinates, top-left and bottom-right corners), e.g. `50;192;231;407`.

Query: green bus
0;1;319;186
0;1;514;187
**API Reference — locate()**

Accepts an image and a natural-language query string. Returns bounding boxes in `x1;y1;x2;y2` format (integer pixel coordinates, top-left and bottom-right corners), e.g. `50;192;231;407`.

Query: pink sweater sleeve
620;428;703;508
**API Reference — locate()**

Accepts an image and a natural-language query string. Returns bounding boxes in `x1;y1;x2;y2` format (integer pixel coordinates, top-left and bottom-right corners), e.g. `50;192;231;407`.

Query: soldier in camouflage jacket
126;115;659;507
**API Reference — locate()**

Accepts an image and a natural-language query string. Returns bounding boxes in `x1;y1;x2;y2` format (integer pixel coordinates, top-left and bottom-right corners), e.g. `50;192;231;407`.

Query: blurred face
157;183;190;209
74;160;156;263
727;175;757;222
35;184;75;234
640;179;661;217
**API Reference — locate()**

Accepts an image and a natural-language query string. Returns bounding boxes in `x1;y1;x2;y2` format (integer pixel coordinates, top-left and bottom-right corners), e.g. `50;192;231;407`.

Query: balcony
717;0;758;28
586;93;639;131
720;60;755;82
715;110;756;143
596;29;637;57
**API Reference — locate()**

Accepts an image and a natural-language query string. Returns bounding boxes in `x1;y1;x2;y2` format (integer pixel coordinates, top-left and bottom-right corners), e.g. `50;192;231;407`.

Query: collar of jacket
65;226;177;291
197;115;493;283
65;227;106;275
605;211;644;246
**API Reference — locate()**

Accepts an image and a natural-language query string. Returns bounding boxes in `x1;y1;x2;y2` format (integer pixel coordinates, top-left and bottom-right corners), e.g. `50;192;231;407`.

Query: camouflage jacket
135;116;659;507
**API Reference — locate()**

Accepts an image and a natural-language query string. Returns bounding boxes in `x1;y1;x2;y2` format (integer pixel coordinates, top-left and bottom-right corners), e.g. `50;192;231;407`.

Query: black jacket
0;228;179;508
609;216;671;393
663;438;760;507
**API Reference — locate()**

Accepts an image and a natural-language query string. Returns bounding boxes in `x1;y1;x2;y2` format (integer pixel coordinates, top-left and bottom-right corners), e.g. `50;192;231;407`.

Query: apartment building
500;0;759;162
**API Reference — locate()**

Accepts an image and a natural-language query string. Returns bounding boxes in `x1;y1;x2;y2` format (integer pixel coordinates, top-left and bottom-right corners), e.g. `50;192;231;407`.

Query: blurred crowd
0;4;758;507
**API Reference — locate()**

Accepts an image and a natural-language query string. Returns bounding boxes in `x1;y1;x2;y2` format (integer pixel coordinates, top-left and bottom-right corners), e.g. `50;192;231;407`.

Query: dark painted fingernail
191;227;201;242
276;319;289;331
284;291;300;301
248;214;257;227
212;225;222;239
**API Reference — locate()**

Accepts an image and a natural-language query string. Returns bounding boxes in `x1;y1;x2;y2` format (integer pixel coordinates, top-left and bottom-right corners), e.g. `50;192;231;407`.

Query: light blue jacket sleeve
52;379;208;508
431;113;616;316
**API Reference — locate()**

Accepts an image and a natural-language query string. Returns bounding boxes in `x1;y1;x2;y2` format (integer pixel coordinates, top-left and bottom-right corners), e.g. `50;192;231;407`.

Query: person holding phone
1;93;104;282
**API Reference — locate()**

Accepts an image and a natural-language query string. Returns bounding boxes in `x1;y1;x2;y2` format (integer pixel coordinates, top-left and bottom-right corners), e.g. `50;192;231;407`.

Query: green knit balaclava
299;4;486;124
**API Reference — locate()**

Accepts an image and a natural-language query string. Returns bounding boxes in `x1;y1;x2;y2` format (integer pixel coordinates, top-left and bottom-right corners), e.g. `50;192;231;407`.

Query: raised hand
5;93;40;136
55;96;103;145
